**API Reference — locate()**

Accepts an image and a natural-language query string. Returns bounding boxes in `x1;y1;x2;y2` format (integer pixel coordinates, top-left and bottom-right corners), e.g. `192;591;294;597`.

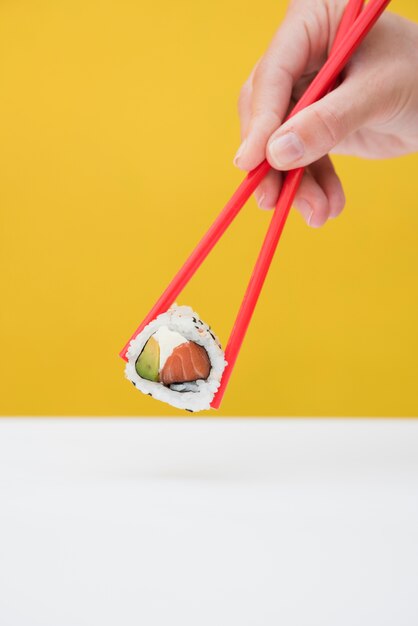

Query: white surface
0;418;417;626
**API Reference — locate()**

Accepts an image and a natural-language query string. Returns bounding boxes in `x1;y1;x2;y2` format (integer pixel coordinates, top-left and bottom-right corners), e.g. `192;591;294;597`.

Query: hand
235;0;418;227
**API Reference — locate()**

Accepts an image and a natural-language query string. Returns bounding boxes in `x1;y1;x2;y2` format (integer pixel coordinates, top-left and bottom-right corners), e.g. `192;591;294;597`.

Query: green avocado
135;336;160;382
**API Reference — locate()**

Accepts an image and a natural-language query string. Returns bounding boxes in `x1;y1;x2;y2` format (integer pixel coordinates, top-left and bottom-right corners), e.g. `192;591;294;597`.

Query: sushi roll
125;305;227;411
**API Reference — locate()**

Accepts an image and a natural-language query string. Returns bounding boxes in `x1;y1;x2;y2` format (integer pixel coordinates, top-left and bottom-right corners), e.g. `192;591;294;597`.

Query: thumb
266;79;372;170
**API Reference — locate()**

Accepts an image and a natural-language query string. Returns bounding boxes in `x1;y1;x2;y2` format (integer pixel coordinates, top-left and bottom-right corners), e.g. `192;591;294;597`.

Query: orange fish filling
160;342;211;386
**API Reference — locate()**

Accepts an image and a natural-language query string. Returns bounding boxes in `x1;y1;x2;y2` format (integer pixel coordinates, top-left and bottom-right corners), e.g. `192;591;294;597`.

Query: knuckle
251;109;281;129
251;58;274;88
253;60;292;93
312;102;344;147
251;64;265;90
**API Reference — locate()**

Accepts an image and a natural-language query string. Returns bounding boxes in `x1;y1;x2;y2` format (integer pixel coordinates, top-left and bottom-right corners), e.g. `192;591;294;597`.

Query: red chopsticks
211;0;367;408
120;0;392;409
119;159;270;360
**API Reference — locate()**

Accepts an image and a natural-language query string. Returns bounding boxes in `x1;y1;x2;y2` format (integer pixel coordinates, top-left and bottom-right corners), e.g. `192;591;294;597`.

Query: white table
0;418;417;626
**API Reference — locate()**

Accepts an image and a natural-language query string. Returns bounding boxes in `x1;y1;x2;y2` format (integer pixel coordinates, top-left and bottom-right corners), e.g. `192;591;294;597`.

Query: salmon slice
160;342;211;386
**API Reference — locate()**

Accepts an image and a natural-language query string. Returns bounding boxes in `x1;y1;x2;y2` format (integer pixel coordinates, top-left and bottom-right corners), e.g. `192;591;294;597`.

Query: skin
234;0;418;227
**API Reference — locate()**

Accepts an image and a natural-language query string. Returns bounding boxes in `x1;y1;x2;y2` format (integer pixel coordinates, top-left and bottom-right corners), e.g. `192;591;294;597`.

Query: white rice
125;305;227;411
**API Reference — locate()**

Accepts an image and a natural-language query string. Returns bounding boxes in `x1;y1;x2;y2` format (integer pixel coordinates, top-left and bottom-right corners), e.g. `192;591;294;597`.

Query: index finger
235;0;336;171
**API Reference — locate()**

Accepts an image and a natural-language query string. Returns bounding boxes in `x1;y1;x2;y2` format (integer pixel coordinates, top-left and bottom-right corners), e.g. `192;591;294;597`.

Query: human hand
235;0;418;227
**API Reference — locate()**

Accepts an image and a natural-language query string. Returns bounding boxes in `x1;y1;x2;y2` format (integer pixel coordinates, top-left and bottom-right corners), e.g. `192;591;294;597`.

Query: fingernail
256;192;274;210
308;210;325;228
307;210;315;227
233;139;247;167
269;132;304;167
256;193;266;209
296;199;312;224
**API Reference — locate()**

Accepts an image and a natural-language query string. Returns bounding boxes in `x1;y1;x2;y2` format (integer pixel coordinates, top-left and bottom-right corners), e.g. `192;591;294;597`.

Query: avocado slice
135;336;160;382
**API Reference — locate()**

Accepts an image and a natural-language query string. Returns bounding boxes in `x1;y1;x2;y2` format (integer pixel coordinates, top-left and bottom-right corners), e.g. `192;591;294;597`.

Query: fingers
235;1;327;171
255;155;345;227
293;168;330;228
266;77;373;170
235;66;292;171
309;156;345;220
254;169;283;210
237;72;255;141
293;156;345;227
237;70;282;209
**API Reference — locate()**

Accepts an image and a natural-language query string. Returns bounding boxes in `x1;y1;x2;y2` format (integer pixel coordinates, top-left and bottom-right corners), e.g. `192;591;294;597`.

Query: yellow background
0;0;417;416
